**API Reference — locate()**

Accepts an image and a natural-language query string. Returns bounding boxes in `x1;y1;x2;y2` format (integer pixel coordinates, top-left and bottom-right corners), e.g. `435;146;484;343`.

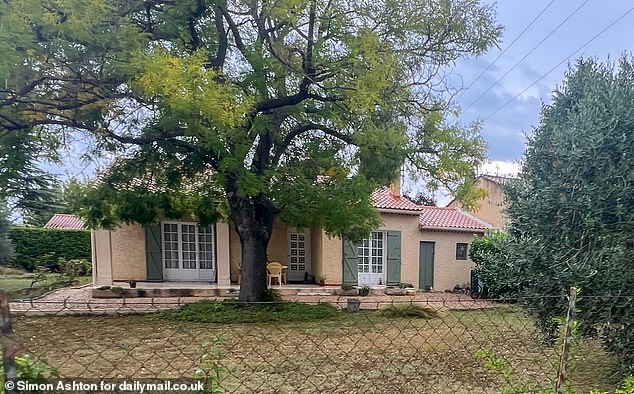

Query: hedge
8;227;91;272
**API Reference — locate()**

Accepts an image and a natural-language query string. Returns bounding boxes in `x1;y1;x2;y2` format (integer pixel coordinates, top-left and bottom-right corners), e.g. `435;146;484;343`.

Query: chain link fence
0;290;630;393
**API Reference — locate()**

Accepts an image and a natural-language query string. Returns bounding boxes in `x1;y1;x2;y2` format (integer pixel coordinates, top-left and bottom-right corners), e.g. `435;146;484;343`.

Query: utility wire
463;0;591;112
457;0;557;100
484;5;634;122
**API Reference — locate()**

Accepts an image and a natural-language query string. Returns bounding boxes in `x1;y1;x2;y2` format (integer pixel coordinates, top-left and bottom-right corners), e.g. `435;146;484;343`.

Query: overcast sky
453;0;634;176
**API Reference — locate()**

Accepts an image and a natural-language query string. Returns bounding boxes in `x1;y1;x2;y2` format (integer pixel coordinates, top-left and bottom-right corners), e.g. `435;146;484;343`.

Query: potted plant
318;276;326;286
128;279;137;289
358;285;371;296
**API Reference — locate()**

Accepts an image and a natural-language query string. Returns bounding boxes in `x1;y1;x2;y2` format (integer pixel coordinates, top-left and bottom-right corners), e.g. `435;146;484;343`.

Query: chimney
389;171;401;196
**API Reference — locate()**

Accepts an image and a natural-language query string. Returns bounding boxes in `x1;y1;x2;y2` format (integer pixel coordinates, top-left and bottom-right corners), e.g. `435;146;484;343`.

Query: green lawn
0;273;91;300
5;305;618;393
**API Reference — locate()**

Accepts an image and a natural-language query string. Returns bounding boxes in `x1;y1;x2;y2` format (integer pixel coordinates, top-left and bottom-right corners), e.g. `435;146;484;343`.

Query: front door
162;222;216;281
287;228;310;282
358;231;385;285
419;241;435;290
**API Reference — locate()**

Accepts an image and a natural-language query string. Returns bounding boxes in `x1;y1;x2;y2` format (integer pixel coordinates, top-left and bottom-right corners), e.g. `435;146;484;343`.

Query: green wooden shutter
145;224;163;281
342;239;359;285
386;231;401;286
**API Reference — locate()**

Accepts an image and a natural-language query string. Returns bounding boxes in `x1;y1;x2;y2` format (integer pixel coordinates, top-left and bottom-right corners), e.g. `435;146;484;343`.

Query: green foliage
194;338;226;394
157;300;341;324
591;377;634;394
474;349;549;394
15;355;60;383
484;57;634;376
1;0;501;301
379;304;440;319
8;227;91;272
0;129;62;225
61;258;92;277
469;231;526;295
0;355;57;394
0;200;15;264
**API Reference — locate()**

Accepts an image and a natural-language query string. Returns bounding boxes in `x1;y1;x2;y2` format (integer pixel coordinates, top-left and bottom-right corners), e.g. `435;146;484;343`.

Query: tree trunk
228;191;276;303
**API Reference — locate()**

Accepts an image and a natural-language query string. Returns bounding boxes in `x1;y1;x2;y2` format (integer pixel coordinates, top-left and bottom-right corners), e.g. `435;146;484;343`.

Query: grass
5;305;619;393
156;300;342;324
0;272;91;300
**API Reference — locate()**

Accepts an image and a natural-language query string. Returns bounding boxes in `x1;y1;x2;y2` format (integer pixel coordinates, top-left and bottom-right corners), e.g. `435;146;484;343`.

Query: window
358;231;384;274
456;243;468;260
162;222;215;271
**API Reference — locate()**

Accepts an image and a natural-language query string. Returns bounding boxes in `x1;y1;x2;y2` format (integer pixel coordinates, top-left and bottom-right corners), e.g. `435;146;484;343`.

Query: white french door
357;231;385;285
162;222;216;281
287;228;311;282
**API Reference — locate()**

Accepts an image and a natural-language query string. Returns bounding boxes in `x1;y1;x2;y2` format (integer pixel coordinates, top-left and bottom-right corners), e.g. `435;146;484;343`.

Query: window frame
161;221;216;273
456;242;468;260
357;231;386;276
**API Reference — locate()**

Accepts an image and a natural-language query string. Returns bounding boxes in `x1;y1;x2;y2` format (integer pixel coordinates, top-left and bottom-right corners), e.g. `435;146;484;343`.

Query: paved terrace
8;285;499;315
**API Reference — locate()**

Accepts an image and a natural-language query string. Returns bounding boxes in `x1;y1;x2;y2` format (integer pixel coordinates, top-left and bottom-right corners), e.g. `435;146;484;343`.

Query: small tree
484;57;634;374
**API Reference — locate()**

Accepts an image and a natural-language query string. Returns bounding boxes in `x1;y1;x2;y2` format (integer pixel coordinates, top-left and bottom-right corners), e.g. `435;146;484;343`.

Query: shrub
380;304;440;319
62;259;92;277
8;227;90;272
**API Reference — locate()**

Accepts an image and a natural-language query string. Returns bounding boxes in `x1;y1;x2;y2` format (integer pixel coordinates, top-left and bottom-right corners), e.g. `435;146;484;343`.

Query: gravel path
8;286;497;315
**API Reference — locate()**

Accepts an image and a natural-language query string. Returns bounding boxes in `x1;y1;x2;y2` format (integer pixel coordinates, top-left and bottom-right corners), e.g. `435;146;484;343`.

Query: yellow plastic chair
267;262;284;287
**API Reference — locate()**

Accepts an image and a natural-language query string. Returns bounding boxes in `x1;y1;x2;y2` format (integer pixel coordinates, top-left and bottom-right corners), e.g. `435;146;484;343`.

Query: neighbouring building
447;174;513;229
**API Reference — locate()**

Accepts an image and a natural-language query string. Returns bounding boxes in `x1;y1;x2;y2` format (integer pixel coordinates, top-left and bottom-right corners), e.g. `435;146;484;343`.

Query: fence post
555;287;577;393
1;290;18;393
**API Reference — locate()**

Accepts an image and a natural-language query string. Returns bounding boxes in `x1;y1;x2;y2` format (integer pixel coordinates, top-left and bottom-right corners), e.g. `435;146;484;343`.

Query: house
446;174;512;229
44;214;87;230
91;184;492;292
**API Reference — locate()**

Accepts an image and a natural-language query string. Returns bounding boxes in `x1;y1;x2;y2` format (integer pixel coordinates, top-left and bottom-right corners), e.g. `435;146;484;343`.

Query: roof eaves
377;208;424;215
418;225;487;233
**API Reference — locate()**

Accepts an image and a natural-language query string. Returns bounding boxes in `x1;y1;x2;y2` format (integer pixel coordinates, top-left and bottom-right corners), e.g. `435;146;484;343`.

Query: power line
457;0;557;100
463;0;591;112
483;5;634;122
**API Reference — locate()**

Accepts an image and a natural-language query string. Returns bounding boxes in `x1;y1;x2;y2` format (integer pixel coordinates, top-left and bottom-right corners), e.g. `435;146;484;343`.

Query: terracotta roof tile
419;207;492;231
43;214;86;230
371;188;424;212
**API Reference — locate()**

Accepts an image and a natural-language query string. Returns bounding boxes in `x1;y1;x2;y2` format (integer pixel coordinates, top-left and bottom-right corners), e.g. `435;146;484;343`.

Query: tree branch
273;122;353;164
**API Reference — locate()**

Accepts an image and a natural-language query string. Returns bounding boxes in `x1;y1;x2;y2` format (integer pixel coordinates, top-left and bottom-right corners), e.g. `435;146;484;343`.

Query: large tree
1;0;501;302
475;57;634;374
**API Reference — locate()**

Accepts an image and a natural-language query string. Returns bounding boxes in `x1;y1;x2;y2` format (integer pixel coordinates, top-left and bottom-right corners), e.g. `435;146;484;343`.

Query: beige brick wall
311;228;323;280
320;233;343;285
268;220;289;263
418;231;479;291
228;219;289;282
110;223;147;281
